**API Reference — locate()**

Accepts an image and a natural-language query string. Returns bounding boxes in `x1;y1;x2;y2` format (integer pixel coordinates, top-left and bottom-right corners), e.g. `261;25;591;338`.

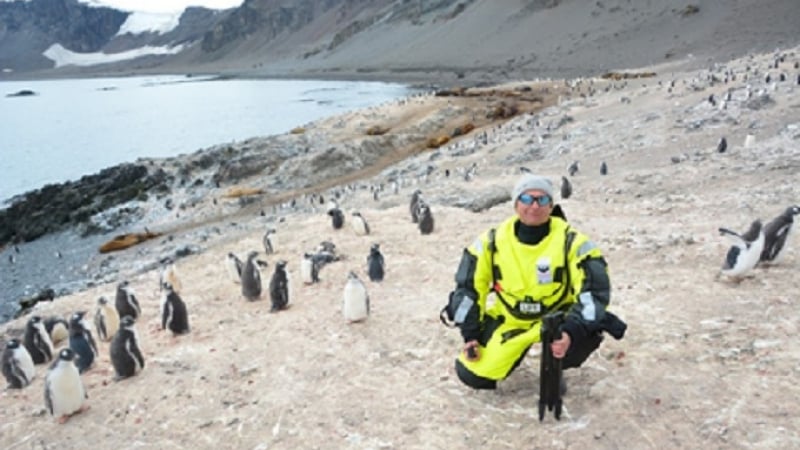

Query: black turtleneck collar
515;219;550;245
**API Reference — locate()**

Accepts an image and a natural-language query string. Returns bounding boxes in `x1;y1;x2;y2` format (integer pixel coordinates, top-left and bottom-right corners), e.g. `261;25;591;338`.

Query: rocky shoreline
0;81;561;322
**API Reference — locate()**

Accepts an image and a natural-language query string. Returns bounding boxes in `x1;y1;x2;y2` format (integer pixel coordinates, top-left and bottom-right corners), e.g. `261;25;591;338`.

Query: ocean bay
0;75;411;203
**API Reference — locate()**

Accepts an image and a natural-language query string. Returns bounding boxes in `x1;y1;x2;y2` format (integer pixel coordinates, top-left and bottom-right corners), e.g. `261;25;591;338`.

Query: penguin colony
2;49;799;431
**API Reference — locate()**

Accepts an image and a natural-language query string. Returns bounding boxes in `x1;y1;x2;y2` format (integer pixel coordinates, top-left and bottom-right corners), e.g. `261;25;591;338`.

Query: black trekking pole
539;312;565;421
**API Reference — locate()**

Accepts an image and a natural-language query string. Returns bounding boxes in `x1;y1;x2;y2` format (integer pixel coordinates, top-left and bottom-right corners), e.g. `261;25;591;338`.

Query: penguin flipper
719;228;746;247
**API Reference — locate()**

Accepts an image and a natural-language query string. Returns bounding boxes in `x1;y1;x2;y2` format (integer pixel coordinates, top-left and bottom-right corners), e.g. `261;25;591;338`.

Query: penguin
410;189;423;223
44;316;70;345
94;296;119;342
343;271;370;323
269;260;290;313
115;281;141;320
226;252;244;283
2;338;35;389
24;315;54;364
560;176;572;200
351;211;370;236
161;282;190;335
44;348;89;424
159;258;181;294
328;207;345;230
109;316;145;381
719;219;765;279
241;251;263;301
68;311;98;374
717;136;727;153
418;203;435;235
317;240;337;255
367;243;385;282
300;253;320;284
263;228;277;255
567;160;580;176
600;161;608;175
760;205;800;264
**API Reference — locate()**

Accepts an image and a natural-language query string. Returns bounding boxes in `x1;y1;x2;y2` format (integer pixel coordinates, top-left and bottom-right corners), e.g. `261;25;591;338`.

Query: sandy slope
2;46;800;449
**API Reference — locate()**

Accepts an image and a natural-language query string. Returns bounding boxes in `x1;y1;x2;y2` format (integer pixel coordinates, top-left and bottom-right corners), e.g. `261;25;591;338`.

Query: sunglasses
518;193;552;206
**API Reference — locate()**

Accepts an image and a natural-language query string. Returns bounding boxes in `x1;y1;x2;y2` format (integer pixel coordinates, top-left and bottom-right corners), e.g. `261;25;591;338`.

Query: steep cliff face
0;0;128;70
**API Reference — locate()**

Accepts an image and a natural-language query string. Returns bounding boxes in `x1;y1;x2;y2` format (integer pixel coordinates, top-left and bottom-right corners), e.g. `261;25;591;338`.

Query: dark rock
6;89;37;97
450;185;510;212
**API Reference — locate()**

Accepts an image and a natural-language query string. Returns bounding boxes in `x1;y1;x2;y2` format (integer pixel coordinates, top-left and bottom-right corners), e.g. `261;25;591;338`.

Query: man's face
515;190;553;226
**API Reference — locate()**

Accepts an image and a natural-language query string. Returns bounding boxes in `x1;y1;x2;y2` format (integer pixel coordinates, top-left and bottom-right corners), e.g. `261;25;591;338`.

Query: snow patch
117;11;181;35
43;43;186;68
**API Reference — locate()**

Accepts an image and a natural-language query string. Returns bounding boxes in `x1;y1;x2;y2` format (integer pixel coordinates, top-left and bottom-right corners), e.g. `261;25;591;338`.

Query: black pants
455;331;604;390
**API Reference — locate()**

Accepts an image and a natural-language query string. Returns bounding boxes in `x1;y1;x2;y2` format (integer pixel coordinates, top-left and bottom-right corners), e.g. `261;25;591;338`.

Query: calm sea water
0;75;411;203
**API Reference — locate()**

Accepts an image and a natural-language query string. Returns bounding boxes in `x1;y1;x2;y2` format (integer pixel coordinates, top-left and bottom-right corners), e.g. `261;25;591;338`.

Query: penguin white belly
48;366;85;416
343;282;369;322
727;234;765;277
300;258;314;284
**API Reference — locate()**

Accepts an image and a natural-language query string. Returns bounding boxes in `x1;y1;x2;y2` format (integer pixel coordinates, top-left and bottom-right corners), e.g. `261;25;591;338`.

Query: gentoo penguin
226;252;244;283
367;244;385;282
717;136;727;153
760;205;800;264
567;160;580;176
159;258;181;294
94;296;119;342
600;161;608;175
161;282;190;335
44;348;89;424
115;281;141;320
719;219;765;279
109;316;145;381
343;271;370;323
269;260;290;313
410;189;423;223
351;211;370;236
263;228;277;255
328;207;345;230
68;311;98;374
44;316;70;346
560;176;572;200
24;315;54;364
418;203;435;235
317;240;337;255
241;251;263;301
2;338;35;389
300;253;320;284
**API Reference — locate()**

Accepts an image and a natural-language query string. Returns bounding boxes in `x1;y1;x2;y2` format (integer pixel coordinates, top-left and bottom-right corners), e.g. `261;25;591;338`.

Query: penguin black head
247;250;259;260
162;281;174;292
276;260;288;269
28;315;43;327
347;271;360;281
6;338;21;349
788;205;800;216
370;243;380;252
70;311;86;325
118;280;129;289
58;348;76;361
97;296;109;306
120;316;136;328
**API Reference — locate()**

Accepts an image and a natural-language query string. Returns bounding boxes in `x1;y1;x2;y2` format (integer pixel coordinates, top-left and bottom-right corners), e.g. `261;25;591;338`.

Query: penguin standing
226;252;244;283
343;271;370;323
2;338;35;389
567;160;580;176
269;260;290;312
109;316;145;381
263;228;277;255
418;203;435;235
24;315;54;364
44;348;89;424
367;244;385;282
719;219;765;279
161;282;190;335
560;176;572;200
410;190;423;223
328;207;345;230
351;211;371;236
44;316;69;346
241;251;263;301
300;253;320;284
94;296;119;342
760;205;800;264
115;281;141;320
68;311;98;374
600;161;608;175
717;136;728;153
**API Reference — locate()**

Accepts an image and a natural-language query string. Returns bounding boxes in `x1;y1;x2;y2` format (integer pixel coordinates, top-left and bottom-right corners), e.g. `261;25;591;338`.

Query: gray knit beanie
512;174;555;202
